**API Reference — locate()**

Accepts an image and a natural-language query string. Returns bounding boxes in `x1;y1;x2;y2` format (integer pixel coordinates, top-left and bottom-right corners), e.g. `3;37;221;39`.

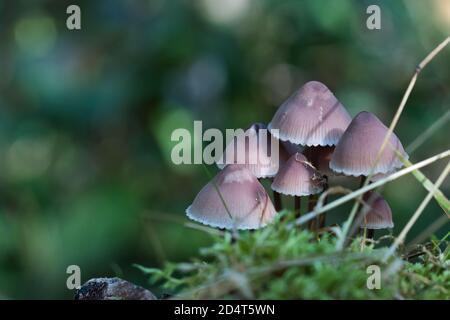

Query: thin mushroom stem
294;196;301;218
308;195;317;230
318;206;326;228
356;176;368;213
349;176;368;241
360;228;374;249
318;178;329;228
359;176;367;188
273;190;282;212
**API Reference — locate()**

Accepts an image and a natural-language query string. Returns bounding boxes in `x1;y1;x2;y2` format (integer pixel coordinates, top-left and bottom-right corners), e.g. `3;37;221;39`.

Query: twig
338;37;450;248
407;215;449;250
291;149;450;228
394;148;450;216
383;160;450;261
406;109;450;154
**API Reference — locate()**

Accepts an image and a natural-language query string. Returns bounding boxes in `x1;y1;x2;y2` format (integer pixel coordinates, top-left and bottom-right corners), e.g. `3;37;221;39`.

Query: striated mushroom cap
271;152;325;196
330;111;408;177
217;123;286;178
268;81;352;146
186;165;277;230
360;192;394;229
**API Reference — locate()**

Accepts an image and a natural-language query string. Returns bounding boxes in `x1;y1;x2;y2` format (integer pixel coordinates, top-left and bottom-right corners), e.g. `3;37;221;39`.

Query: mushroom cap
271;152;325;196
303;146;335;177
330;111;408;176
268;81;352;146
186;164;277;230
360;192;393;229
217;123;286;178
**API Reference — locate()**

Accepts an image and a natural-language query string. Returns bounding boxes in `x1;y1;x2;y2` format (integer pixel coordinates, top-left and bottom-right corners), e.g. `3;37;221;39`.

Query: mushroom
303;146;335;227
330;111;408;177
217;123;288;178
186;164;277;230
271;153;325;218
268;81;351;226
360;191;393;239
303;146;335;177
216;123;290;211
268;81;352;146
329;111;407;231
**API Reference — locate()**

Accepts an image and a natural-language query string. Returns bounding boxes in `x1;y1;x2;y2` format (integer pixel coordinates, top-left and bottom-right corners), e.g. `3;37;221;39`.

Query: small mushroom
330;112;407;228
330;111;408;177
360;191;393;239
271;152;325;217
186;164;277;230
268;81;352;146
217;123;290;211
217;123;288;178
303;146;335;227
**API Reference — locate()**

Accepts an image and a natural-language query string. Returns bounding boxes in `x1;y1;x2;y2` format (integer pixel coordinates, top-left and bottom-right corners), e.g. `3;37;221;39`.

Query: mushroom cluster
186;81;408;237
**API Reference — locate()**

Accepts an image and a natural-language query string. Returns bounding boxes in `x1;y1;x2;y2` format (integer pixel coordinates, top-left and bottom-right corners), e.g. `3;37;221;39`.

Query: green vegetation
138;212;449;299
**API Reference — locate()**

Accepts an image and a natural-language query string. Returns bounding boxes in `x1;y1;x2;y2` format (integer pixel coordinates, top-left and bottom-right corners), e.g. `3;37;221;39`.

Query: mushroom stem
359;176;367;188
355;178;380;242
273;190;282;212
356;176;368;214
318;178;329;228
294;196;301;217
308;195;318;230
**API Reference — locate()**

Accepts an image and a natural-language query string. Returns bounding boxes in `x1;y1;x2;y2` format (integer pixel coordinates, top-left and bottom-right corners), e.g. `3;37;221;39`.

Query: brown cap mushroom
271;152;325;196
268;81;352;146
330;111;408;177
360;192;393;229
186;164;277;230
217;123;288;178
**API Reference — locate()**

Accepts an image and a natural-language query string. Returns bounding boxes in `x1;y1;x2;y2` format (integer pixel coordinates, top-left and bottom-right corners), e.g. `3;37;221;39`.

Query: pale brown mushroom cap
360;192;394;229
268;81;352;146
186;165;277;230
217;123;285;178
271;152;325;196
330;111;408;176
303;146;335;177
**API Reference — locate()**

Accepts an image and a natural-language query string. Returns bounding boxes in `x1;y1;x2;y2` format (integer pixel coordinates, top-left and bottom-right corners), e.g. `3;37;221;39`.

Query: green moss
138;212;449;299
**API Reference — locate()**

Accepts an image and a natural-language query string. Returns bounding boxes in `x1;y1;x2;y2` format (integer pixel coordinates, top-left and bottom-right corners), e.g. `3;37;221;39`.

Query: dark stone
75;277;157;300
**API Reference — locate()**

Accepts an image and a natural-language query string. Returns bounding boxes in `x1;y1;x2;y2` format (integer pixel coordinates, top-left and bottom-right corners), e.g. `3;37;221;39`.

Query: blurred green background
0;0;449;299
